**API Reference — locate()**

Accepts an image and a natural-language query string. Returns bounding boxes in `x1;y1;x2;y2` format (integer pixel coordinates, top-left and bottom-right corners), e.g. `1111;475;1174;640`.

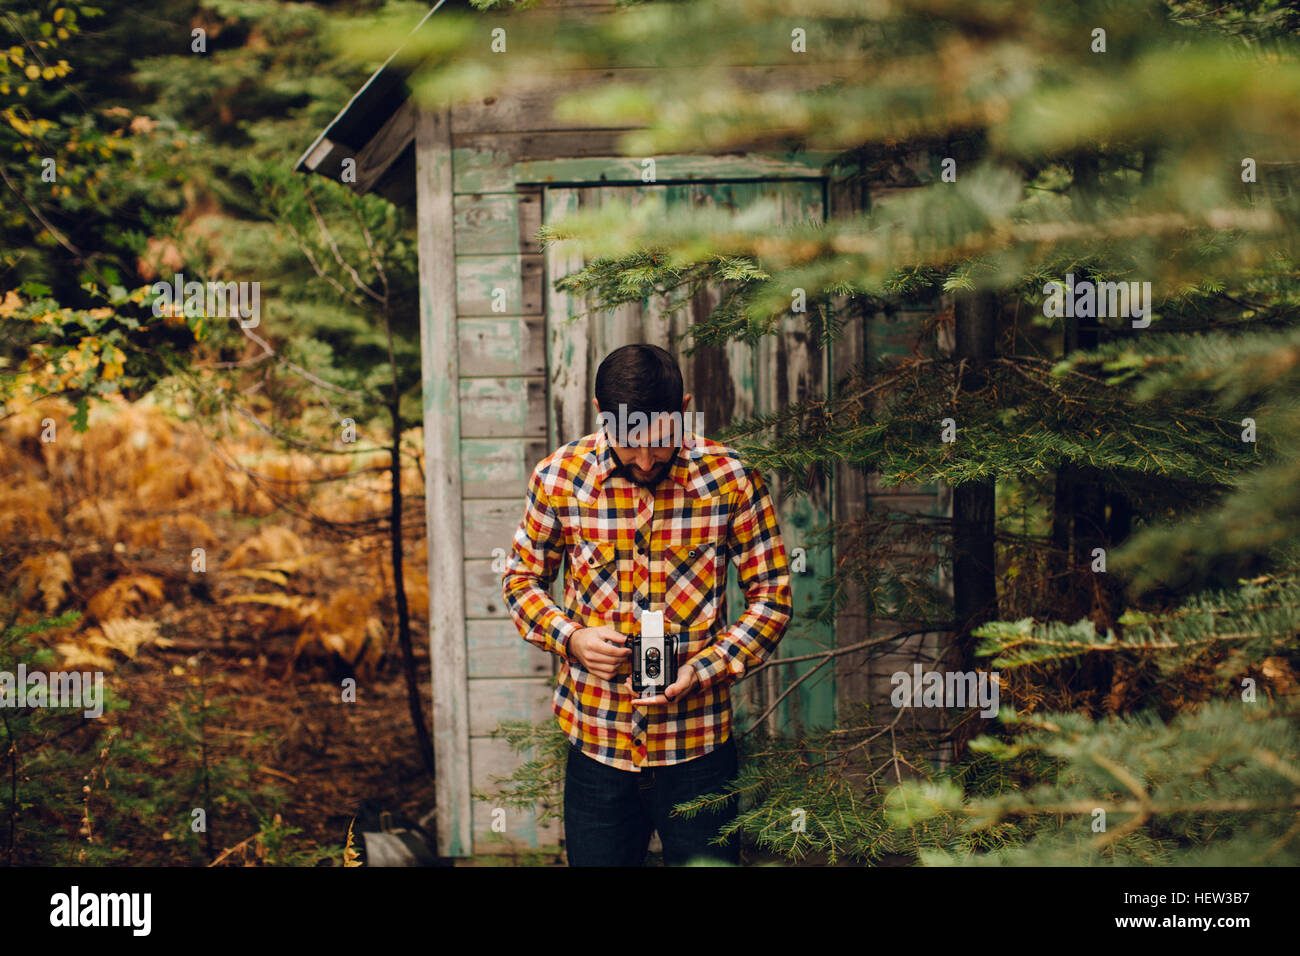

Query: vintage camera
629;609;677;697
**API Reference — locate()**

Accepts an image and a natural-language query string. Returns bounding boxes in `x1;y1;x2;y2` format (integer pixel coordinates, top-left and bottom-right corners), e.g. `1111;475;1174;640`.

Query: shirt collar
593;422;699;495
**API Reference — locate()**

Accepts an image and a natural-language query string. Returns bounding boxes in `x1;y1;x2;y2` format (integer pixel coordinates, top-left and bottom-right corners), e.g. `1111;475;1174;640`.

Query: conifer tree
364;0;1300;863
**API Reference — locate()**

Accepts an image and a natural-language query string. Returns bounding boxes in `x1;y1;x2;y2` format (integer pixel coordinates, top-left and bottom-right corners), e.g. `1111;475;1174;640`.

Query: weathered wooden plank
466;618;553;678
456;254;519;316
454;193;520;255
450;70;655;136
468;676;555;737
461;437;550;499
470;737;563;855
465;558;511;617
351;98;417;196
453;133;636;193
545;187;591;450
450;66;845;135
515;153;834;186
519;255;545;316
415;106;472;858
463;499;529;558
458;316;547;377
518;187;543;255
453;145;519;194
459;378;548;438
826;174;874;720
451;137;838;193
455;254;544;316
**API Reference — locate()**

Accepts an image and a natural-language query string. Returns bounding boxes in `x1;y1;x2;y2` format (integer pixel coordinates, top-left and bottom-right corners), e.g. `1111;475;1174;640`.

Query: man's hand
568;625;631;681
626;663;699;708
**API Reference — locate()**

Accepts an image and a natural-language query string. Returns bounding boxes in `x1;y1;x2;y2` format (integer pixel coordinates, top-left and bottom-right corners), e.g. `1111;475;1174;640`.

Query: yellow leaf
226;568;290;586
24;64;39;80
100;343;124;381
87;574;165;622
56;642;115;671
221;592;305;610
95;617;170;660
257;554;320;575
16;551;73;612
343;820;362;867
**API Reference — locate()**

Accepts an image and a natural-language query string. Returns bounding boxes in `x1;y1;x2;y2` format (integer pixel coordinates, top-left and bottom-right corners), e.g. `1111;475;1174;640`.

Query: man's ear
680;393;695;449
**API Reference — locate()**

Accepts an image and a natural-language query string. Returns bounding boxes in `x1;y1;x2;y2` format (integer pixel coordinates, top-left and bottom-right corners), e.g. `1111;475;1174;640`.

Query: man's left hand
627;664;698;707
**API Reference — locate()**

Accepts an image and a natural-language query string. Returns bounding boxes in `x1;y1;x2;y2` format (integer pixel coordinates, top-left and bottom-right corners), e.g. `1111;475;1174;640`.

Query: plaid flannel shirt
502;426;793;771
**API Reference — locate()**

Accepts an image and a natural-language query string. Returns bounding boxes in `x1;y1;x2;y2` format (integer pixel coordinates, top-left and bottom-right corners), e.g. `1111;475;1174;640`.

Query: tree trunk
390;397;435;779
951;290;1000;671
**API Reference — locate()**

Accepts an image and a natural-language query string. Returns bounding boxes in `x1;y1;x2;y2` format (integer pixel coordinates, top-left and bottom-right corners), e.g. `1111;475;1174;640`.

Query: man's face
594;396;692;489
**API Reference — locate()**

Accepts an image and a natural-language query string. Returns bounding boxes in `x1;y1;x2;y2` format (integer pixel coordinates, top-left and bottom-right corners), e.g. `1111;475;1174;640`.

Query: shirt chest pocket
570;538;619;614
664;541;720;626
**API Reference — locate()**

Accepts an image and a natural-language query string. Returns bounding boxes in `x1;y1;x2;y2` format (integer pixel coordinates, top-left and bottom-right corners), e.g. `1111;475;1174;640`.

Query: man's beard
609;445;679;488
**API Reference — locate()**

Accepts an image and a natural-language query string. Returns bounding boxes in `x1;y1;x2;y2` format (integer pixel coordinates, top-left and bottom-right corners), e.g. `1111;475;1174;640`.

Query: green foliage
0;595;300;864
976;572;1300;674
472;719;570;826
0;604;116;864
896;701;1300;866
3;0;1298;866
664;722;1057;864
389;0;1300;866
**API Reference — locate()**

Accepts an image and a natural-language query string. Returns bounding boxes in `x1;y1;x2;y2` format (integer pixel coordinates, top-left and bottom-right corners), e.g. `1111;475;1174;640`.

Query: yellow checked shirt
502;426;793;771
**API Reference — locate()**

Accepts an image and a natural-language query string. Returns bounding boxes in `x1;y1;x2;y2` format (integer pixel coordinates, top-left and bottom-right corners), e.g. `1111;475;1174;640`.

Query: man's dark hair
594;344;684;420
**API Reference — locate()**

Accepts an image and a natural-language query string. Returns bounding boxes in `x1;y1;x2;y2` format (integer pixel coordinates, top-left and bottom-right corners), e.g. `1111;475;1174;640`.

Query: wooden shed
295;0;951;860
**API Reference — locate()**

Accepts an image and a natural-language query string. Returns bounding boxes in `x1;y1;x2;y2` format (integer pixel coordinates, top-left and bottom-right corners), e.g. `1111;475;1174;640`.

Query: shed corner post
415;104;472;858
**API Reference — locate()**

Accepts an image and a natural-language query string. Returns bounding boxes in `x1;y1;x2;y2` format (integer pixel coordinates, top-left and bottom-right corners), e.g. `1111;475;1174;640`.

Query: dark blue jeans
564;737;741;866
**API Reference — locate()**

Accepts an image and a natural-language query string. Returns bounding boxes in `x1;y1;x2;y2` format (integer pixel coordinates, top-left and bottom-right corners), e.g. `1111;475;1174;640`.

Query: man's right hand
567;625;631;681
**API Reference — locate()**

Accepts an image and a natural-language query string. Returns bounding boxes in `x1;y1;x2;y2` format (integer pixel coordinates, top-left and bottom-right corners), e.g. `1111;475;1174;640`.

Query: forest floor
1;395;454;865
2;396;842;867
102;640;439;866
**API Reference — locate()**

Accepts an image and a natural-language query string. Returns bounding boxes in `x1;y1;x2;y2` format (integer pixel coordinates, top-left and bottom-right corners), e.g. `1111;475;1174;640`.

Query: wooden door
544;179;837;738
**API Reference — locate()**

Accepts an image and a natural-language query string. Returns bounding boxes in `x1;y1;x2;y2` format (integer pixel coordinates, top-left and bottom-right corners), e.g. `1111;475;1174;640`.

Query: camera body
629;609;677;697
